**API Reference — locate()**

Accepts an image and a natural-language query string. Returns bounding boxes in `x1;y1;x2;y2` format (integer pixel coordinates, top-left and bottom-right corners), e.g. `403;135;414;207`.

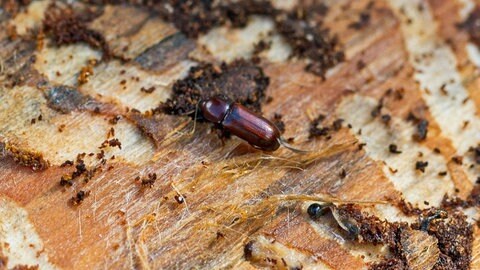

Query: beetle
419;209;447;231
307;202;332;219
198;96;307;152
307;202;359;239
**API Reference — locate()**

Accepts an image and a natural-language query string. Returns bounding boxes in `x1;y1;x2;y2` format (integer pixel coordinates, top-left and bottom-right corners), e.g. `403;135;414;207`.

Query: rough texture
1;0;480;269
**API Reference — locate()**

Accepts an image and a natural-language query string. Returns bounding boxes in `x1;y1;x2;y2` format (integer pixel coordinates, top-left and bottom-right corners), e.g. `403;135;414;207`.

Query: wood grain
1;0;480;269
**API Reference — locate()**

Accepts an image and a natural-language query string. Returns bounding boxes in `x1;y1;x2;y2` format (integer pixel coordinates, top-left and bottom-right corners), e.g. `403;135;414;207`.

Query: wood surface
1;0;480;269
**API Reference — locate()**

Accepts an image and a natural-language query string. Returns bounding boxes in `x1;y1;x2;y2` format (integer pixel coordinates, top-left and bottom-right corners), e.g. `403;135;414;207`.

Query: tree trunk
1;0;479;269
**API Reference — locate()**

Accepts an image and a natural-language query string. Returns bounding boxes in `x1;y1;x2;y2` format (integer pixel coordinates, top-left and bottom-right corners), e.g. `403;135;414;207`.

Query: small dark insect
198;96;307;152
419;210;447;231
307;202;359;239
307;203;332;219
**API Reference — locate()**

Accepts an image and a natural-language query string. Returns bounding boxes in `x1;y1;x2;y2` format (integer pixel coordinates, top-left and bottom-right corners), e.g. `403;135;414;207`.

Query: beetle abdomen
222;103;280;151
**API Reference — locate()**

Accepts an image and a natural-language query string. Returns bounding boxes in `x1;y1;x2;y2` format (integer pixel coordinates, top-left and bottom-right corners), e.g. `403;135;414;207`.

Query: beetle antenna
277;137;310;153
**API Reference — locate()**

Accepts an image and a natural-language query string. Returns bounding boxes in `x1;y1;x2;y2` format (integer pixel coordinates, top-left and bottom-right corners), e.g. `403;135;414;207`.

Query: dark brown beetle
199;96;306;152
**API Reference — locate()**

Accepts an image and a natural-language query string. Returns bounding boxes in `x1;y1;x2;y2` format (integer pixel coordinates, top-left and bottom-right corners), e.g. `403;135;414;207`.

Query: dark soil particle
59;153;102;187
332;119;344;131
253;40;272;56
371;103;383;118
43;3;110;57
61;160;74;167
381;114;391;125
140;86;156;93
159;59;269;116
413;119;429;142
100;138;122;149
415;161;428;173
137;173;157;188
71;190;90;205
407;112;429;142
451;156;463;165
309;126;329;139
309;116;348;139
272;113;285;134
389;144;402;154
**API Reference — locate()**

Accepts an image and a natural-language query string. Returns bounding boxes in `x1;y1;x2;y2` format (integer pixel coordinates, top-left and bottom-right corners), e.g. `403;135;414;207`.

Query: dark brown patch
275;4;344;78
421;212;472;270
43;3;109;57
460;7;480;47
244;241;254;260
154;0;275;39
470;144;480;164
159;60;269;116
